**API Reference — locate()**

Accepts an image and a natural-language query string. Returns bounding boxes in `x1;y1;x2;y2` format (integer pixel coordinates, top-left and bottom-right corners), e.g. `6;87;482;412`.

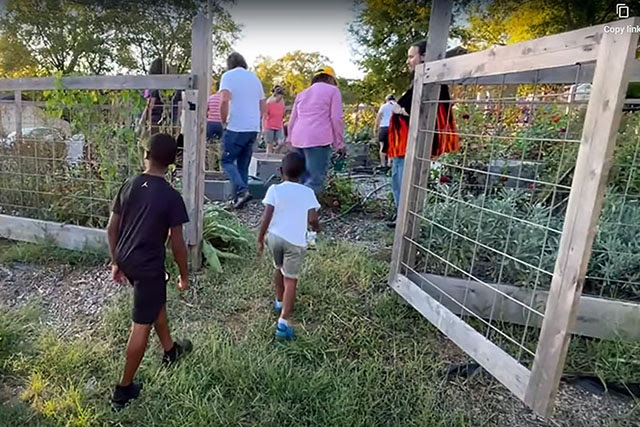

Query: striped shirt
207;93;222;122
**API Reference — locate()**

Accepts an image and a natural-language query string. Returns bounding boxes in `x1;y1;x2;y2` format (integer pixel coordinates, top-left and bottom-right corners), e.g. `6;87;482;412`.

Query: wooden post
14;90;22;140
524;20;640;417
182;13;212;270
389;0;452;283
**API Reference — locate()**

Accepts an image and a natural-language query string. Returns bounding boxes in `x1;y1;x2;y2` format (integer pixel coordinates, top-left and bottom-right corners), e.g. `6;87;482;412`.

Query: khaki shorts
267;233;306;279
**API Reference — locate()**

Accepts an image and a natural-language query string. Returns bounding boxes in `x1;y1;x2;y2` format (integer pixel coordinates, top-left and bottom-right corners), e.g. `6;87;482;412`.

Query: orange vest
388;88;459;159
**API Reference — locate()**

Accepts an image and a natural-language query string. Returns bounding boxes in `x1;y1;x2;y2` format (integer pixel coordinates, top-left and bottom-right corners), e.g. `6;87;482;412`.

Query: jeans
391;157;405;209
295;145;332;193
221;130;257;196
206;121;223;140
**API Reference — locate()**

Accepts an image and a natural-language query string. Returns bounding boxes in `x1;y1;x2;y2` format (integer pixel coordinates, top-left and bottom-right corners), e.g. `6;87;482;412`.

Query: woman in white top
375;94;396;168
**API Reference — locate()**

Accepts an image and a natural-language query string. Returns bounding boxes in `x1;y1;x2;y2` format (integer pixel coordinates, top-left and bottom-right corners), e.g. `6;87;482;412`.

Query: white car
1;127;84;165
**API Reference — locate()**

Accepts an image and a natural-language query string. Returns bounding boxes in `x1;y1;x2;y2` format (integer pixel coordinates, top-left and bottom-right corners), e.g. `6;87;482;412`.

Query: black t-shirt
149;90;182;125
112;174;189;278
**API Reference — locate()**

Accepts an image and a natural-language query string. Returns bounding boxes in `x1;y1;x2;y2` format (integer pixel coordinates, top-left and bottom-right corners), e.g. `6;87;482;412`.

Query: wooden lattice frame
389;2;640;417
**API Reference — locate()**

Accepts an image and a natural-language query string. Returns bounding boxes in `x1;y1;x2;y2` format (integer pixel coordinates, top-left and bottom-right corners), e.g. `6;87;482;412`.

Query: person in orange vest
387;39;459;227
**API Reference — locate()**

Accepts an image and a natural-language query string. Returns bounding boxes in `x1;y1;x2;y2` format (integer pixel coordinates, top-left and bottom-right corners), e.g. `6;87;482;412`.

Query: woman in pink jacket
287;66;345;193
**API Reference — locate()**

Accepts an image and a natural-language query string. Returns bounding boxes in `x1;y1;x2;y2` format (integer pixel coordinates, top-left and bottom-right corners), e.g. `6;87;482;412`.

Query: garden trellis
390;0;640;418
0;14;213;269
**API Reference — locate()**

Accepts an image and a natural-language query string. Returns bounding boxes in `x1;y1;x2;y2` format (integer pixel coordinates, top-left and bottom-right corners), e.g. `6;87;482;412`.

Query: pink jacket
287;82;344;150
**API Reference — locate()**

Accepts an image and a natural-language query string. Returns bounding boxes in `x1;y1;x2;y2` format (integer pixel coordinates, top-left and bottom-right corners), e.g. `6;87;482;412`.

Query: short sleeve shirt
220;67;265;132
262;181;320;247
112;174;189;277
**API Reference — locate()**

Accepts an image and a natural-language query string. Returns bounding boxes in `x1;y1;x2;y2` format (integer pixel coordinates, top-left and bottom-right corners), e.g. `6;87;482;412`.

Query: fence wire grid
0;89;183;229
398;65;640;368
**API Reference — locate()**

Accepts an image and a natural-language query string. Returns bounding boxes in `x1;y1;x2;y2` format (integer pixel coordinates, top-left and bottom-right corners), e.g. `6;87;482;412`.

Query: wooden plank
0;214;106;251
424;59;640;85
525;20;640;417
182;89;198;247
181;13;211;270
391;0;453;284
0;74;194;91
423;19;636;84
393;274;531;401
14;90;22;139
409;272;640;341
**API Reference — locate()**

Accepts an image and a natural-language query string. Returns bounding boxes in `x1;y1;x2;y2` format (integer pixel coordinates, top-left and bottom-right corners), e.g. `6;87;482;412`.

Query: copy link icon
617;3;630;18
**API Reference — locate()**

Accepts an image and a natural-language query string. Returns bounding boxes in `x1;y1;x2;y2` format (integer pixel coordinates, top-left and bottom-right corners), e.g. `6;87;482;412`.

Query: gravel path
0;262;124;335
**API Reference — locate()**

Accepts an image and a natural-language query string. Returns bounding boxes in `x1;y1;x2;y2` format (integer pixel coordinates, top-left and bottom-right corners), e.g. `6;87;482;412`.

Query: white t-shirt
220;67;265;132
378;101;395;127
263;181;320;247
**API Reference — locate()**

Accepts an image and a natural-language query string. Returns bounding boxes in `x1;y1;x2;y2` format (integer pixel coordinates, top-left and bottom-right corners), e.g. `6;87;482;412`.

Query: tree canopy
254;51;330;102
0;0;239;77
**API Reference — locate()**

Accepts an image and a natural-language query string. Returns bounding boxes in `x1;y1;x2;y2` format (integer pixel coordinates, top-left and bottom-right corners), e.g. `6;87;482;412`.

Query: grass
0;239;108;267
0;234;486;426
0;218;639;426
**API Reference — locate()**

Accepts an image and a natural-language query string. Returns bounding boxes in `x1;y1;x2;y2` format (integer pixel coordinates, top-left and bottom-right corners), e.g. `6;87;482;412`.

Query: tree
349;0;435;99
460;0;640;50
254;51;330;102
111;0;239;74
0;0;118;75
0;0;240;76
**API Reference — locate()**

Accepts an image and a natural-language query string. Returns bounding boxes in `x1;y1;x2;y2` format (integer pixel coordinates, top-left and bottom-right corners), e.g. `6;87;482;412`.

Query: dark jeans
206;121;223;140
221;130;257;196
294;145;332;193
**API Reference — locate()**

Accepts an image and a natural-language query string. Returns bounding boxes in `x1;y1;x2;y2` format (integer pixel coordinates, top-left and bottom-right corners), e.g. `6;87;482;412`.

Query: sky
225;0;364;79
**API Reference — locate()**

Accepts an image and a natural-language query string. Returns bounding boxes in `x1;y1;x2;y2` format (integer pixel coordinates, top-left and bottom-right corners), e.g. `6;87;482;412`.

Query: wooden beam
14;90;22;140
393;274;531;401
390;0;453;284
409;272;640;341
181;13;211;271
423;19;636;84
0;214;107;251
182;89;198;248
524;19;640;417
0;74;194;92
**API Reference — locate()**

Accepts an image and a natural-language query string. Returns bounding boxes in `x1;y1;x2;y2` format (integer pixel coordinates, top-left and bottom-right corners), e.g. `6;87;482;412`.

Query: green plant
418;186;640;300
318;173;361;213
202;204;250;273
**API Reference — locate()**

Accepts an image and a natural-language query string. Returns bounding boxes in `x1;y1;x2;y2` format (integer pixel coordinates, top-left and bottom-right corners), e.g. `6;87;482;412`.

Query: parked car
0;127;84;165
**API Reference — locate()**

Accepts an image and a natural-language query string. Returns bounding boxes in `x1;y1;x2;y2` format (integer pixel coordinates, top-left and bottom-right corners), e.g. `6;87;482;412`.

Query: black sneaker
162;339;193;365
111;382;143;411
233;191;253;209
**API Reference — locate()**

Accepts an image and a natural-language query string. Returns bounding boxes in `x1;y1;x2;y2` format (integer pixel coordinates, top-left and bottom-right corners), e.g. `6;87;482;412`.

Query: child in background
107;133;193;410
258;153;321;340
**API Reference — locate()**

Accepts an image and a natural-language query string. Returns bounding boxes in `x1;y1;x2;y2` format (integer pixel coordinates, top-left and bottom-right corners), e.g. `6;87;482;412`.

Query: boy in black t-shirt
107;133;192;410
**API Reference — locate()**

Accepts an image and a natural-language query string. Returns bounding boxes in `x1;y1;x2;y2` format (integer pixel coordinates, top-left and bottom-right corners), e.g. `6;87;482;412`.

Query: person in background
287;66;345;193
387;40;459;227
375;94;396;170
140;57;177;136
263;85;286;154
258;152;321;340
220;52;267;209
206;81;223;140
107;133;192;410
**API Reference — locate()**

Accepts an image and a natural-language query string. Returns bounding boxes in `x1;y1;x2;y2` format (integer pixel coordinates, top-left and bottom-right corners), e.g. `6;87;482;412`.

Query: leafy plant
201;204;249;273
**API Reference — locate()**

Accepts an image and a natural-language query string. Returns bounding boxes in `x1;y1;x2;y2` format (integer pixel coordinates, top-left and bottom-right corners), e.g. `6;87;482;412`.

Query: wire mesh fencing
396;67;604;367
0;88;184;229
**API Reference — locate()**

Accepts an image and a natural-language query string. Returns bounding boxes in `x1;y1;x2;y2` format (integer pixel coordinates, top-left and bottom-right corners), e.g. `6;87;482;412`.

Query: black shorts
126;273;167;324
378;127;389;153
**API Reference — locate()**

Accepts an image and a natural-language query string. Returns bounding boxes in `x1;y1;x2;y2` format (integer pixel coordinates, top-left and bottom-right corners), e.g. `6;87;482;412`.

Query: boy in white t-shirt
258;153;321;340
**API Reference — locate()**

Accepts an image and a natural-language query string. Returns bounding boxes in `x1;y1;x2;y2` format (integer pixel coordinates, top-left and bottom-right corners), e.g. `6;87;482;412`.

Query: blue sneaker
274;300;283;314
275;322;294;340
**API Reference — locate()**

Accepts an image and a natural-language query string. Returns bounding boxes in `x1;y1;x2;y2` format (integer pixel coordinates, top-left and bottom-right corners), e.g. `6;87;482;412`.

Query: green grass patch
0;239;108;267
1;236;638;425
